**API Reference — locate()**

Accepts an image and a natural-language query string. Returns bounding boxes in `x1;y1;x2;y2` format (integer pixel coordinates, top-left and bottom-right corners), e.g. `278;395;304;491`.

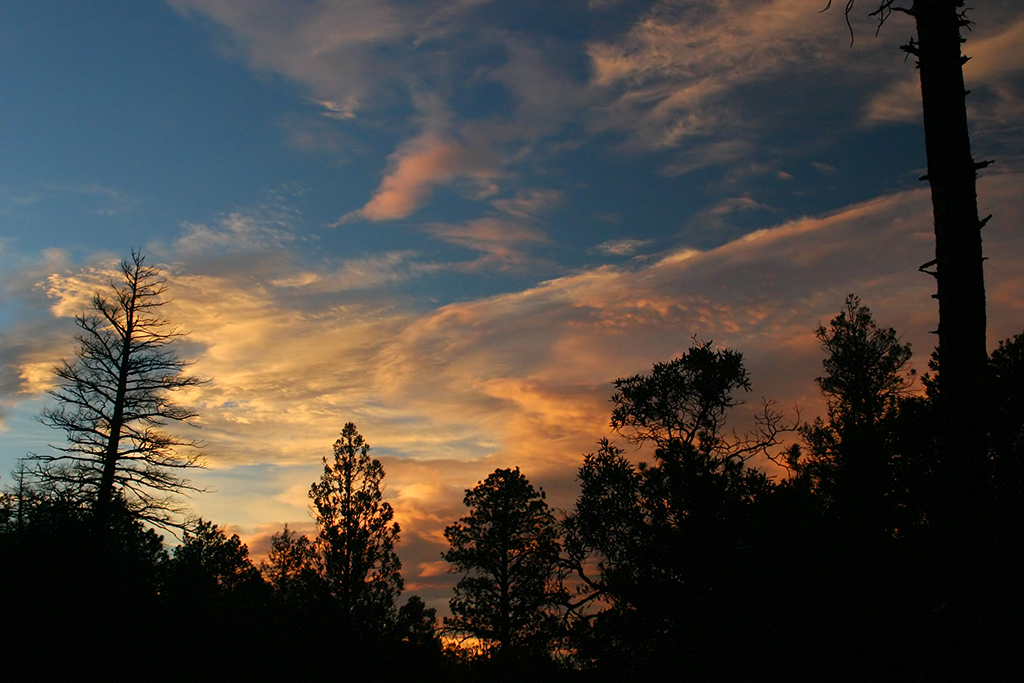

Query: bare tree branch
32;250;209;531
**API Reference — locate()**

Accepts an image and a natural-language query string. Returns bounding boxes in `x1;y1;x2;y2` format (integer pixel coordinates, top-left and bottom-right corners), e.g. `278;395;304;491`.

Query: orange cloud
337;133;498;223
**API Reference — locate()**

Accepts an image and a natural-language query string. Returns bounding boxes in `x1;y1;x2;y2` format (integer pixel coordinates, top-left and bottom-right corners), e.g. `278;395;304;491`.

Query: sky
2;0;1023;611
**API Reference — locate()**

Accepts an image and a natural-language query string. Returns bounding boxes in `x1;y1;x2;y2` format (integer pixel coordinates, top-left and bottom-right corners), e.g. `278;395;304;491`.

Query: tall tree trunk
95;287;138;528
910;0;988;509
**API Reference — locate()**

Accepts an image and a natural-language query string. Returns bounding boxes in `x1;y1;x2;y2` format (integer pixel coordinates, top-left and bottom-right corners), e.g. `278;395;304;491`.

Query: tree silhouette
396;595;440;649
165;518;265;602
988;331;1024;513
33;251;206;529
565;345;784;671
799;295;917;531
612;342;748;449
813;295;914;426
443;467;566;654
610;341;792;468
309;423;403;629
829;0;990;505
0;460;36;537
260;524;326;609
0;488;169;677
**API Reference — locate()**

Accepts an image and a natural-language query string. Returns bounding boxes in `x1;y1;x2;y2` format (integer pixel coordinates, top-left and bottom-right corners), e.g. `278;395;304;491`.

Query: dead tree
35;251;206;530
830;1;990;507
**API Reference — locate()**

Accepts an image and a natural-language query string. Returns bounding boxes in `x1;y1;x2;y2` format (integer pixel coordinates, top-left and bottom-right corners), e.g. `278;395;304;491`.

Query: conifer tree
309;423;403;629
799;295;916;531
443;467;565;653
165;519;264;600
260;525;325;608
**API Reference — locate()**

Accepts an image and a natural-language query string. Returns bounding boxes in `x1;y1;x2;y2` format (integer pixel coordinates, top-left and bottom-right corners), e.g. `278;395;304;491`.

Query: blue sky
2;0;1023;609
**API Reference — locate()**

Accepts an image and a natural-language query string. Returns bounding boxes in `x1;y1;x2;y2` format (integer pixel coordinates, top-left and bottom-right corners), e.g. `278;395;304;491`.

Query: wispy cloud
585;0;849;149
169;0;411;114
336;132;500;223
176;212;297;254
1;184;138;220
63;184;139;217
864;76;922;124
420;188;562;266
14;173;1023;474
170;0;1022;233
865;18;1024;129
312;97;358;120
592;238;653;256
583;0;1024;183
425;217;549;267
489;188;564;221
171;0;592;224
705;197;776;216
269;251;442;292
278;111;362;156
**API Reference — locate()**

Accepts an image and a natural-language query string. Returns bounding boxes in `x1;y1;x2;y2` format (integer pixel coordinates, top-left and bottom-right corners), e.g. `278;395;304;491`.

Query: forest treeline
1;255;1022;681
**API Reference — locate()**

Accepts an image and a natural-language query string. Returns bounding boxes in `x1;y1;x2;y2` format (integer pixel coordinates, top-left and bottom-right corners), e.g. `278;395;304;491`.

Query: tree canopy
165;518;265;602
565;345;783;671
799;296;921;533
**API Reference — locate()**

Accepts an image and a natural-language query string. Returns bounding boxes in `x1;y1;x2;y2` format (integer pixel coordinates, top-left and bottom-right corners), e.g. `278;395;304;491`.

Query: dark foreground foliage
561;310;1024;682
0;498;450;681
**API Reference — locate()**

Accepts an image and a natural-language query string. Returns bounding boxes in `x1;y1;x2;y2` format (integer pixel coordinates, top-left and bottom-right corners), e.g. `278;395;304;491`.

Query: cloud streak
11;173;1024;467
337;132;499;223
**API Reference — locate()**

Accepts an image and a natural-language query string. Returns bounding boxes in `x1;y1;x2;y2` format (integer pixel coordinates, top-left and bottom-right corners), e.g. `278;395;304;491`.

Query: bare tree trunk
95;325;133;526
95;269;140;527
909;0;989;508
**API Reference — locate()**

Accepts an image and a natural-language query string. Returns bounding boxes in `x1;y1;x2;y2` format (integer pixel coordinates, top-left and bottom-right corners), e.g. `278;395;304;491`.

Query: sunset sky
2;0;1023;611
